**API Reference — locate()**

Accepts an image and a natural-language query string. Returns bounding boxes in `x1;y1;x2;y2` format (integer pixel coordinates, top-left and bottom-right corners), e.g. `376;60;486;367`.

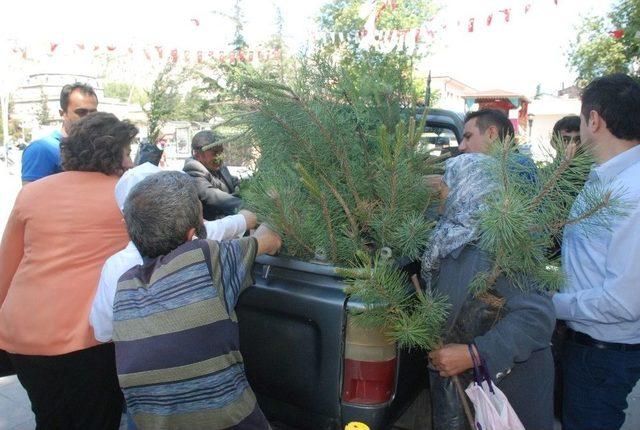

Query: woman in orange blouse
0;112;136;429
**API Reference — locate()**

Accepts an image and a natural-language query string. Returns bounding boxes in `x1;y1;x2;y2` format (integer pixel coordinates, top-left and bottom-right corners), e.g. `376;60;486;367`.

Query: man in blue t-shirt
21;83;98;184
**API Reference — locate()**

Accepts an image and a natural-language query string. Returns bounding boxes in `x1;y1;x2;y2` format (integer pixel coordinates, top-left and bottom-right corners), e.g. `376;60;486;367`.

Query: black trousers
9;343;123;430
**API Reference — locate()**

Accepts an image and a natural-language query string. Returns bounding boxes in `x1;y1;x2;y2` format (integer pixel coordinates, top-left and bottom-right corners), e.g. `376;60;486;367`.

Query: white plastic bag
465;380;525;430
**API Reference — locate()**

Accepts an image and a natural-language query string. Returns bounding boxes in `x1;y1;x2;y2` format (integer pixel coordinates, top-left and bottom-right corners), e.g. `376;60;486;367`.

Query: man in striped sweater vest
113;171;281;429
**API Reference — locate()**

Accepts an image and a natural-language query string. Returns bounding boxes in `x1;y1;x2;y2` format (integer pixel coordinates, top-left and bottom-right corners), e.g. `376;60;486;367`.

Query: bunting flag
500;8;511;23
610;29;625;39
5;0;564;62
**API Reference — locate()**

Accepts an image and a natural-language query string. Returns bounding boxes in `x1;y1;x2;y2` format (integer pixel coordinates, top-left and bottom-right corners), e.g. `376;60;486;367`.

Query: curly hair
61;112;138;176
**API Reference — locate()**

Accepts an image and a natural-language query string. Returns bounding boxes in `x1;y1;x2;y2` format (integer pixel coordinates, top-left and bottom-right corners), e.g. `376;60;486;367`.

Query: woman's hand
428;343;476;377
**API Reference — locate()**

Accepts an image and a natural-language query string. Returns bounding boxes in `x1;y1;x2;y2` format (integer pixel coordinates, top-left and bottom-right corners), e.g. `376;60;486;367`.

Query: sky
1;0;616;95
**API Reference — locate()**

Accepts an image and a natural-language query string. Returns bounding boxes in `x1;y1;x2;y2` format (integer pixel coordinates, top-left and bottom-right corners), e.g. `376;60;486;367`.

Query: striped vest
113;238;268;429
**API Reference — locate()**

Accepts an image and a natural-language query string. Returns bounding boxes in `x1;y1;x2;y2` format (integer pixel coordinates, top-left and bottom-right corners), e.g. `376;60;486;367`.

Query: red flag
144;48;151;60
191;18;200;26
486;14;493;26
611;29;625;39
468;18;474;33
414;28;421;43
107;45;116;51
20;47;27;59
93;45;100;51
155;46;164;58
76;43;85;50
500;8;511;23
170;49;178;63
197;50;203;63
128;47;134;55
525;3;532;13
50;42;58;52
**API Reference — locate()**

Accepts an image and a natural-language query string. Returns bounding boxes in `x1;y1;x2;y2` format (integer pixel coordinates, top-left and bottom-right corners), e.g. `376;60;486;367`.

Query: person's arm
0;194;25;306
213;226;281;312
90;248;144;342
203;210;257;241
89;260;119;342
474;286;555;380
253;224;282;256
428;289;554;379
553;205;640;324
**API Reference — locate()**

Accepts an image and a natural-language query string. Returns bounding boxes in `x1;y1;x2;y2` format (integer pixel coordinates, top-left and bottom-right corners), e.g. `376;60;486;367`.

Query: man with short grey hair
90;163;257;343
113;171;280;429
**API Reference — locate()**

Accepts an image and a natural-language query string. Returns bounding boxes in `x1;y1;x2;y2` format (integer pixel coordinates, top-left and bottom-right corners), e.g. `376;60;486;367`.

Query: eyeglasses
561;135;581;144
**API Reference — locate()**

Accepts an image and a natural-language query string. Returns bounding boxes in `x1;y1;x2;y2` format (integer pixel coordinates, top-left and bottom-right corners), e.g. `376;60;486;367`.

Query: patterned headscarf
420;153;498;287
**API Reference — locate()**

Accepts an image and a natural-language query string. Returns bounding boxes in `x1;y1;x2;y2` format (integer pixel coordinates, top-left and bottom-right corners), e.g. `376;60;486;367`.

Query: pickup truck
0;109;465;429
236;109;465;430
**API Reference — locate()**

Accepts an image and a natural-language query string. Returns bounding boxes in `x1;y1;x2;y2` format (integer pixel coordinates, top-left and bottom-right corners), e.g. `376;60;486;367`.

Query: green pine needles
227;52;448;350
471;139;625;295
235;53;438;265
337;251;449;351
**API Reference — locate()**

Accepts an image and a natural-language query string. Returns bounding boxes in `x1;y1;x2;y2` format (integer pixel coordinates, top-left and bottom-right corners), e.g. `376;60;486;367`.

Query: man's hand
253;224;282;256
428;343;475;377
239;210;258;230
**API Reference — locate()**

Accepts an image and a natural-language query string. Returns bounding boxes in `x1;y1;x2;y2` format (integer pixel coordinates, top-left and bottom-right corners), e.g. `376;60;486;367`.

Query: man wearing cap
183;130;242;219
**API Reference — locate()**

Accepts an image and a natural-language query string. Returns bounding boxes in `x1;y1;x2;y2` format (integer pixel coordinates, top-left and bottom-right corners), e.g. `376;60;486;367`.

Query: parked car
237;109;465;430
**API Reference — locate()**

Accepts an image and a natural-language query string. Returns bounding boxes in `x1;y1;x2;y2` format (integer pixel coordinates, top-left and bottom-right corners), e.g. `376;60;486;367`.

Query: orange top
0;172;129;355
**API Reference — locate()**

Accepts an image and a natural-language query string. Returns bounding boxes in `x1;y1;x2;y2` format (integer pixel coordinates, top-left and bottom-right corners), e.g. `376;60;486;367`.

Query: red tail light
342;317;397;404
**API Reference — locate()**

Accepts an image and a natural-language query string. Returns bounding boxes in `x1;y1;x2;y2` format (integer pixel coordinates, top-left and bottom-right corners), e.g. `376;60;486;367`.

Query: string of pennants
318;0;561;52
6;40;283;65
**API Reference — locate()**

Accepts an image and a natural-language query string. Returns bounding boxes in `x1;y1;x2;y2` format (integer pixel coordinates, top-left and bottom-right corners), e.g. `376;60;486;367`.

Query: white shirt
553;144;640;343
89;214;247;342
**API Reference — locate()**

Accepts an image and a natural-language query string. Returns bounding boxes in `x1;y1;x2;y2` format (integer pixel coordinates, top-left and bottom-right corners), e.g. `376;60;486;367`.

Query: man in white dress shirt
90;163;257;342
553;73;640;430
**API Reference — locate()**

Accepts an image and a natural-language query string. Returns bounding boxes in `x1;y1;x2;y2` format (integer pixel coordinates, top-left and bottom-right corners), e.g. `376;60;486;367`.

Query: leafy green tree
104;82;130;102
568;0;640;86
144;62;182;144
232;0;248;52
36;90;50;126
317;0;436;102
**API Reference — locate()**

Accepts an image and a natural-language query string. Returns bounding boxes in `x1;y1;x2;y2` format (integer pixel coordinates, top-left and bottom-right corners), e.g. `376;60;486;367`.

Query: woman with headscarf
0;112;137;429
422;153;555;430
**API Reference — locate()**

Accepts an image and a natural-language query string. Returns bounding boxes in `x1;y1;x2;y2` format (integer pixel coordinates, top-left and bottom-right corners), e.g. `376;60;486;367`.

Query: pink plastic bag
465;343;525;430
465;380;525;430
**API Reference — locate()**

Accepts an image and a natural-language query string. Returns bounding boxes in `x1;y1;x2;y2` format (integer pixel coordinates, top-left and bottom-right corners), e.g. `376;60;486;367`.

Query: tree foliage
144;62;183;144
472;141;623;295
568;0;640;86
233;52;438;264
338;251;449;350
36;90;50;126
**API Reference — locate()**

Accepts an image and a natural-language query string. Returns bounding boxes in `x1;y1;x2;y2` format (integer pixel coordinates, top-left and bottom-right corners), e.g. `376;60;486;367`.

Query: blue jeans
562;340;640;430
